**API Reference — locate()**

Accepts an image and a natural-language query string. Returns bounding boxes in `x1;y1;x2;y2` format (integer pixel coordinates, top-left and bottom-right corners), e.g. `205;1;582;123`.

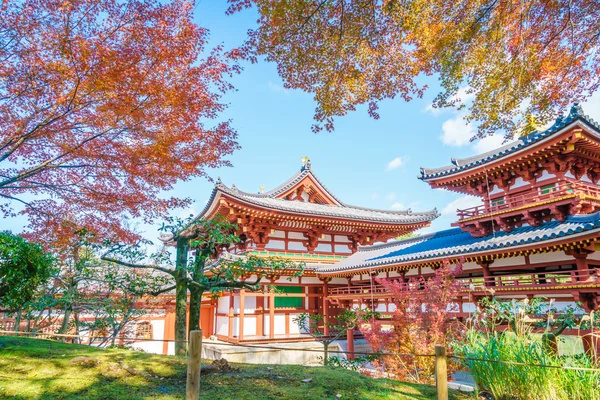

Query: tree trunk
323;342;329;366
13;309;22;332
189;286;203;336
174;238;189;356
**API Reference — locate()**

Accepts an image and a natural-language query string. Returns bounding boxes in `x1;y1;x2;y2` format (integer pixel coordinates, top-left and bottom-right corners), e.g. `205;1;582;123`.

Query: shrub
359;258;464;384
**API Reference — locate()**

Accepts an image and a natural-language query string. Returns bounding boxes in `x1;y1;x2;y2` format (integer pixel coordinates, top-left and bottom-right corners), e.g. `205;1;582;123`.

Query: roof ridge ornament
301;156;311;171
569;101;583;118
215;176;222;186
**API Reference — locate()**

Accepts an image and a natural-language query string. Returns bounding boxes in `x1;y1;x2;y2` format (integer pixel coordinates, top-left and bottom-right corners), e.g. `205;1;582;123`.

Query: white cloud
386;156;408;171
423;87;475;116
391;202;405;210
582;91;600;121
179;206;197;219
386;192;396;201
267;80;290;95
440;113;476;147
442;196;482;216
371;193;378;200
472;134;505;154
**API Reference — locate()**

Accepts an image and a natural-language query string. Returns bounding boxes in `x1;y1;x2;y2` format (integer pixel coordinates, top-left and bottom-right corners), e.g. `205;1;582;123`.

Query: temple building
134;103;600;355
192;159;438;343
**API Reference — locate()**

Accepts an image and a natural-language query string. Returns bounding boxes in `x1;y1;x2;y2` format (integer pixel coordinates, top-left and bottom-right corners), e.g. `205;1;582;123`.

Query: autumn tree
295;308;376;365
230;0;599;137
0;0;241;243
360;259;464;383
102;215;301;355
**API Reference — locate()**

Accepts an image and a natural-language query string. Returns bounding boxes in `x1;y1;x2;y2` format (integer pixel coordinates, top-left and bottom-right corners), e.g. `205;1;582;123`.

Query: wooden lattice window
491;197;505;207
540;184;557;195
136;322;153;339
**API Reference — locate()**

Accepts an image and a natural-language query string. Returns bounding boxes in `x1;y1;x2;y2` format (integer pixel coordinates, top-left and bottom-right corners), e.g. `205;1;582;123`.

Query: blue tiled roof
316;212;600;273
419;103;600;180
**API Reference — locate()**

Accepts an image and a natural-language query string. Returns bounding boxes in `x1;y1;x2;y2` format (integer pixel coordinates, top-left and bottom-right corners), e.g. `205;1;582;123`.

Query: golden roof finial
301;156;309;165
259;184;265;194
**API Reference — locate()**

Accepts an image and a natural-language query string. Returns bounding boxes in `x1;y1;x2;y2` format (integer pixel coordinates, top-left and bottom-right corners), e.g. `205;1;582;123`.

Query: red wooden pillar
573;253;590;280
346;327;355;360
478;260;494;286
239;289;245;340
269;290;275;339
228;292;234;339
256;293;264;337
323;282;330;336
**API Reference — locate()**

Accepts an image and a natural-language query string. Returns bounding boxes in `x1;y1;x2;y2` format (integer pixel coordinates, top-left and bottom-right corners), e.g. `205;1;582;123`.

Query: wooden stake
186;330;202;400
435;345;448;400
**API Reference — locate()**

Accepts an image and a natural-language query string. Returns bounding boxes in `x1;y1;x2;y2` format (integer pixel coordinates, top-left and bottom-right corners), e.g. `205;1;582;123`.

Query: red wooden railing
456;181;600;220
328;269;600;298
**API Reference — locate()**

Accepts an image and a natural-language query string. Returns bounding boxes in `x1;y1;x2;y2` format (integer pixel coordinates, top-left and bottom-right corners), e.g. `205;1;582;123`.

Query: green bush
452;303;600;400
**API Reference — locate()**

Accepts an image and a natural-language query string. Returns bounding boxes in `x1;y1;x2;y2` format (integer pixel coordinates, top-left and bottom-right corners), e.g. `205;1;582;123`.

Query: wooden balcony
454;180;600;236
327;269;600;301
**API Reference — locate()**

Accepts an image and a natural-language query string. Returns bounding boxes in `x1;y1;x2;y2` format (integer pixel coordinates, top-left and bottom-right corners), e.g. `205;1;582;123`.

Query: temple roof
419;103;600;181
198;161;439;225
316;212;600;274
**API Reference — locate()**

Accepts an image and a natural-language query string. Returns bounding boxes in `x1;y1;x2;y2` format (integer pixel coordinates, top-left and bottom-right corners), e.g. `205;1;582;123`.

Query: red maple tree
0;0;241;245
360;259;464;383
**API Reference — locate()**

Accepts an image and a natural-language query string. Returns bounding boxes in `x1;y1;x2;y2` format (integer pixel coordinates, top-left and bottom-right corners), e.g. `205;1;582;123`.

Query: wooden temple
322;103;600;354
190;159;438;345
43;102;600;356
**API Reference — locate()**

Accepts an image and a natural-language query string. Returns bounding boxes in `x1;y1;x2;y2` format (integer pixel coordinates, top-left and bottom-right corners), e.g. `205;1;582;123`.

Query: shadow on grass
0;337;470;400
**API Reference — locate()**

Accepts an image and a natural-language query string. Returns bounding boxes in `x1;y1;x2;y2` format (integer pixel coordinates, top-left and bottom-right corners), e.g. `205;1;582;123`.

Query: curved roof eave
419;103;600;181
199;184;440;225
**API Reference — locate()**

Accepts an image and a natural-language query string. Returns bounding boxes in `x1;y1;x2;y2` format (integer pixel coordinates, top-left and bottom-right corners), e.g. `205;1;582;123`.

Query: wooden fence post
186;330;202;400
435;345;448;400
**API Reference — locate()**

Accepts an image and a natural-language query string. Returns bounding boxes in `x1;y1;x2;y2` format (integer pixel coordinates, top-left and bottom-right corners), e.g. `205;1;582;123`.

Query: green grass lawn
0;337;471;400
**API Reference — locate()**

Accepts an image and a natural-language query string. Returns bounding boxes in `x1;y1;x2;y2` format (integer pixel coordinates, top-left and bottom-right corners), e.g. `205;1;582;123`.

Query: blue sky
5;2;600;243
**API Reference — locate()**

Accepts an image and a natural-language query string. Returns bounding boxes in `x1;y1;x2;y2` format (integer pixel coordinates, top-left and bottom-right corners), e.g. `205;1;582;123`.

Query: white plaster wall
335;235;350;242
462;262;480;271
314;243;332;252
299;277;324;284
462;303;477;313
529;251;573;264
287;242;306;251
421;267;435;275
266;239;285;250
274;277;300;284
334;244;351;253
274;314;286;335
243;317;257;336
264;315;270;336
129;320;165;355
405;268;418;276
288;232;305;240
234;295;256;314
490;256;526;268
216;316;229;336
329;278;347;285
375;303;387;312
217;296;229;314
288;314;302;334
269;230;286;238
388;271;401;277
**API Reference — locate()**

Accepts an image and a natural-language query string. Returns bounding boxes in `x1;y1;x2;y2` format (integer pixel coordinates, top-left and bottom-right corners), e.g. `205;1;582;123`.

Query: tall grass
453;330;600;400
